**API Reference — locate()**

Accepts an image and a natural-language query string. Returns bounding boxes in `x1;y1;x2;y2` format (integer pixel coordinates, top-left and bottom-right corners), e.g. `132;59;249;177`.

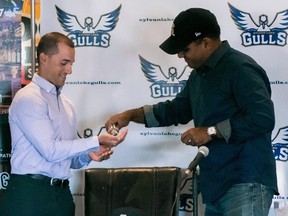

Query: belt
26;174;69;188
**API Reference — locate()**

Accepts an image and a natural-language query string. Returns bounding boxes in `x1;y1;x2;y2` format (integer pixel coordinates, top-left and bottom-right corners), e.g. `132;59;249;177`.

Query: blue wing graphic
55;5;84;33
272;126;288;161
55;5;121;34
272;126;288;144
139;55;168;83
93;5;121;33
269;9;288;30
228;3;258;31
180;177;193;193
177;65;191;82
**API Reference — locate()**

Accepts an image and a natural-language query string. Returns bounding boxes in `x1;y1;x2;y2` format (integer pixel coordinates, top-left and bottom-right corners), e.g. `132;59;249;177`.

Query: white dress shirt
9;73;99;179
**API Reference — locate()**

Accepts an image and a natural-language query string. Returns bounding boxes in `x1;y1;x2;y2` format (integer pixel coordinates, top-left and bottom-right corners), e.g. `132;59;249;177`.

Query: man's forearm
124;107;145;124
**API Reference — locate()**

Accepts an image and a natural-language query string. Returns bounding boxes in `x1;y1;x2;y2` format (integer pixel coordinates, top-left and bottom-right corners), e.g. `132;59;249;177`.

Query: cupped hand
98;128;128;149
88;146;114;162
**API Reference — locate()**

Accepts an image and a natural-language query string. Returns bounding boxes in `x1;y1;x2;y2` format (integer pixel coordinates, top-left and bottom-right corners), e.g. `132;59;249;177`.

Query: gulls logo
55;5;121;47
228;3;288;47
179;177;194;212
272;126;288;161
139;55;191;98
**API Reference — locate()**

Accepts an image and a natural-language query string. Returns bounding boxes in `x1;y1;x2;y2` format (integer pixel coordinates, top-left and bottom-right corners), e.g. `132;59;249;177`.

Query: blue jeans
205;183;274;216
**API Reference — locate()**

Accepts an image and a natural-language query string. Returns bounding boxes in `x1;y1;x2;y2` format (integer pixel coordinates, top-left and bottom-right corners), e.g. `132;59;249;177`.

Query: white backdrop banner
41;0;288;215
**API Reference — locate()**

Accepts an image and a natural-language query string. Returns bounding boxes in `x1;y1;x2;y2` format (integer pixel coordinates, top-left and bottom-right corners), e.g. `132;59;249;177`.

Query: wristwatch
207;126;217;139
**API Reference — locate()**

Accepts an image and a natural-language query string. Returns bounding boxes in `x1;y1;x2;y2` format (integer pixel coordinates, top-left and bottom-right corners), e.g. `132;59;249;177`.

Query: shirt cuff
79;153;92;164
216;119;231;143
143;105;160;127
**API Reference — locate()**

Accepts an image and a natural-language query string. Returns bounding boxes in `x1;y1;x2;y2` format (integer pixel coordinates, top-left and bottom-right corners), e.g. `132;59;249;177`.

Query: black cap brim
159;36;189;55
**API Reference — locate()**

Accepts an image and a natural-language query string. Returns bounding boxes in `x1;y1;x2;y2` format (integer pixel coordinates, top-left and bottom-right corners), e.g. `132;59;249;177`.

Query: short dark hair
37;32;75;64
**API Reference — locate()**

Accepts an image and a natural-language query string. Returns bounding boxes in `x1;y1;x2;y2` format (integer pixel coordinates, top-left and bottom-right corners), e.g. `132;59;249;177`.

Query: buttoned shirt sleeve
143;105;159;127
216;119;231;143
9;91;99;160
141;41;277;203
9;74;99;178
143;42;274;144
219;55;275;143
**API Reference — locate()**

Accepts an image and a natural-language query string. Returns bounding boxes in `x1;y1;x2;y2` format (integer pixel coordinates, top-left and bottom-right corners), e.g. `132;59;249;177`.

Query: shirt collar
32;73;62;96
204;40;230;68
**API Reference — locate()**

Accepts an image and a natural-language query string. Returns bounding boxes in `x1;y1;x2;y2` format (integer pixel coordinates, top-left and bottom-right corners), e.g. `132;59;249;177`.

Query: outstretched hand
98;128;128;149
105;112;131;132
88;146;113;162
105;108;145;132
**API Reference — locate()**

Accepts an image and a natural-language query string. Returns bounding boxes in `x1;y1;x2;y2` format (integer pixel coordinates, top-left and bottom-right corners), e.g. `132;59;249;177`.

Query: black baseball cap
159;8;220;54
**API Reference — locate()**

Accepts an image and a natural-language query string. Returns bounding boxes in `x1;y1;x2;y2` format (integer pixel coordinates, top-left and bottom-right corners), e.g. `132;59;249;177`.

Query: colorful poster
21;0;40;85
0;0;22;199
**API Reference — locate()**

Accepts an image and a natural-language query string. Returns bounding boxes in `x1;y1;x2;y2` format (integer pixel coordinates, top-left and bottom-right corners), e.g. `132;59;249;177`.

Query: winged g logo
139;55;191;98
228;3;288;47
55;5;121;47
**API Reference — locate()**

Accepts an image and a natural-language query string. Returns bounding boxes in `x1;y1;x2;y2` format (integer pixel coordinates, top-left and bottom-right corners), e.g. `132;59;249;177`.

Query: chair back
84;167;181;216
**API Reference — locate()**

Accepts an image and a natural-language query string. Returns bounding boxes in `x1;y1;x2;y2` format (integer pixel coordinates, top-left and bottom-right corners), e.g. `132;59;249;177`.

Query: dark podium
84;167;181;216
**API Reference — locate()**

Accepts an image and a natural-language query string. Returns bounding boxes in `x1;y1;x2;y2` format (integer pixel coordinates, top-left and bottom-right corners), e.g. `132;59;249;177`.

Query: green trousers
0;174;75;216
